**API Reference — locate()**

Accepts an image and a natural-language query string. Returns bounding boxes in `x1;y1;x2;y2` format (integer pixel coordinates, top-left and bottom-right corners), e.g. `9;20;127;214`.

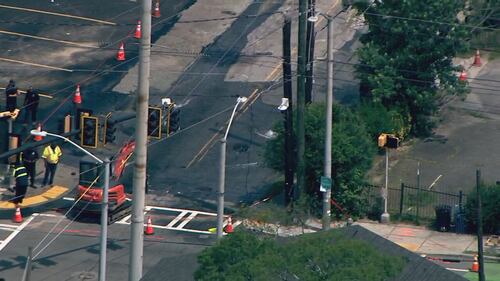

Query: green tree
195;230;406;281
464;184;500;234
356;0;470;136
264;104;375;217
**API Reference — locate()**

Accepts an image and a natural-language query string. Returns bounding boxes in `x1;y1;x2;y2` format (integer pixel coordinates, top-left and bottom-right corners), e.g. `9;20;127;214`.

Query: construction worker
42;143;62;186
23;86;40;125
21;147;39;188
5;79;18;112
11;162;29;204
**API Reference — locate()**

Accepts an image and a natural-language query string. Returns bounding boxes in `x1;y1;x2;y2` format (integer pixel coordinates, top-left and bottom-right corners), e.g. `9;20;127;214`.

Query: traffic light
104;113;116;144
386;135;399;149
378;133;399;149
147;106;162;139
168;106;180;134
81;116;99;148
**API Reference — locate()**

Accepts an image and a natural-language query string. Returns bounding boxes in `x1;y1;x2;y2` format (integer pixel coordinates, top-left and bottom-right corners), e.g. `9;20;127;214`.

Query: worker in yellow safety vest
42;143;62;186
10;163;29;204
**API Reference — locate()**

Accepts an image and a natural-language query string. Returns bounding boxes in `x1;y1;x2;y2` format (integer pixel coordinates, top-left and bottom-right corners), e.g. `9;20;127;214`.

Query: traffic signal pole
129;0;151;279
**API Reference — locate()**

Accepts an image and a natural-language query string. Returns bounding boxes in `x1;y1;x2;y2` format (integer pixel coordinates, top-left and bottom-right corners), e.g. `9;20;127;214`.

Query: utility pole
381;147;390;223
305;0;316;104
99;159;110;281
282;15;294;207
416;162;420;225
129;0;151;279
296;0;308;201
322;16;333;230
476;169;486;281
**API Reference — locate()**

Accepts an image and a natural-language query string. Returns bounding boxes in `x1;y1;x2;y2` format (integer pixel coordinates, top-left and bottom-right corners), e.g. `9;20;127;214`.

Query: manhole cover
68;271;97;281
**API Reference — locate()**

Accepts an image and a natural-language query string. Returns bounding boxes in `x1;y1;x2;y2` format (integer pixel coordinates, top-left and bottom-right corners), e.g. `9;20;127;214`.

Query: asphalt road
0;206;219;281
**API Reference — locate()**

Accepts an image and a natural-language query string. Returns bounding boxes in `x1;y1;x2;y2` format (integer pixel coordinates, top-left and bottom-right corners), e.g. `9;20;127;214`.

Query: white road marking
176;212;197;229
428;174;442;190
149;206;217;217
446;268;470;272
0;214;36;252
0;57;73;72
118;214;131;224
167;211;188;228
0;223;17;229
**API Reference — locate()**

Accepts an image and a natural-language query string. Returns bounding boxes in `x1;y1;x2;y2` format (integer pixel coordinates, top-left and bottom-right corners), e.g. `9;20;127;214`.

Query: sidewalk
0;162;77;210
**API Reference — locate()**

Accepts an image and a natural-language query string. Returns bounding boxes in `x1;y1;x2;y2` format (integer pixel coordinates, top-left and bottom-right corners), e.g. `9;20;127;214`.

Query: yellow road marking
0;57;73;72
0;4;116;25
186;0;341;166
0;185;69;209
0;30;98;49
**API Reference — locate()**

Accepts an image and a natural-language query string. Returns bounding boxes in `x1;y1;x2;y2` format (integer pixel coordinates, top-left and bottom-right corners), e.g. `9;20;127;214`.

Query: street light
30;129;110;281
216;96;247;238
307;12;335;230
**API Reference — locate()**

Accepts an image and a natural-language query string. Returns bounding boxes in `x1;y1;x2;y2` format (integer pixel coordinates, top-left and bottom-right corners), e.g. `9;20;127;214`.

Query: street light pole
29;130;108;280
99;159;110;281
217;97;247;239
381;147;390;223
322;16;333;230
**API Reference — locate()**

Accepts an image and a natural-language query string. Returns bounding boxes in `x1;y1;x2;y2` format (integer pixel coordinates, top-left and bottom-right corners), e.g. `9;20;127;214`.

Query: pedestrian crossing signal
147;106;162;139
81;116;98;148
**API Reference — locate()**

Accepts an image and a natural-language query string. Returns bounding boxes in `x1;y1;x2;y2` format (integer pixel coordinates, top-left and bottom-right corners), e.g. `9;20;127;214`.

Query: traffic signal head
386;135;399;149
104;114;116;144
168;106;180;134
148;106;162;139
81;116;98;148
378;134;387;148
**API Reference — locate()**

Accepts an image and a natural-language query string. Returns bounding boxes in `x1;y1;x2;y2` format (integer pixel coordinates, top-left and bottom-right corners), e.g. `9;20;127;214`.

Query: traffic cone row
13;207;22;223
471;255;479;272
145;216;154;235
153;0;161;18
73;84;82;104
224;217;234;233
34;123;43;141
134;20;142;39
472;49;482;67
459;69;467;82
116;42;126;61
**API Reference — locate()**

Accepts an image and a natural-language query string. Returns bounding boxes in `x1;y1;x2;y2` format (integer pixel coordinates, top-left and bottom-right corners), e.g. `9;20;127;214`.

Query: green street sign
320;176;332;192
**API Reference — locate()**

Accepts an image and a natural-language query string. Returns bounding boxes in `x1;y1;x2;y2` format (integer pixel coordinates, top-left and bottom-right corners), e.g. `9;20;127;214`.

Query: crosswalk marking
176;212;197;229
0;214;36;252
167;211;188;228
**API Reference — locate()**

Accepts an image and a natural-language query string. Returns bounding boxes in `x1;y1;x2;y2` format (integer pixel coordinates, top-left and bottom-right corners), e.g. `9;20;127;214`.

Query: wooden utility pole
296;0;308;200
282;15;294;206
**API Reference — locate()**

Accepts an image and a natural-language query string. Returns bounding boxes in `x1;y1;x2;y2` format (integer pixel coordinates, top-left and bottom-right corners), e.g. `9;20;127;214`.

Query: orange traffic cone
152;0;161;18
116;42;125;61
73;84;82;104
471;255;479;272
472;49;482;67
134;20;142;39
224;217;234;233
34;123;43;141
459;69;467;82
145;216;154;235
13;207;22;223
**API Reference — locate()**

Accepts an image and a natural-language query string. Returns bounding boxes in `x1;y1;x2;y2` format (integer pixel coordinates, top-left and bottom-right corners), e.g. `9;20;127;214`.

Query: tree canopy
264;103;375;217
356;0;470;136
195;230;406;281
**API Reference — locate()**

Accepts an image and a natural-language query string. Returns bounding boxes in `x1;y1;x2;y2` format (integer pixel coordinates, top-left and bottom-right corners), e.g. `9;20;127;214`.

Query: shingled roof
338;225;468;281
141;225;469;281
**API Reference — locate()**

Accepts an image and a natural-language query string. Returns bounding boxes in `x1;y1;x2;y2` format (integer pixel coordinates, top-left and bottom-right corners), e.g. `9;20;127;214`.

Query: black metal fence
364;183;466;222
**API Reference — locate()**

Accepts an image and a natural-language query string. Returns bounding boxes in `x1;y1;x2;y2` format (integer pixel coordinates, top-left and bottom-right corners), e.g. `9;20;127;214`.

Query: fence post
458;190;463;212
399;183;405;216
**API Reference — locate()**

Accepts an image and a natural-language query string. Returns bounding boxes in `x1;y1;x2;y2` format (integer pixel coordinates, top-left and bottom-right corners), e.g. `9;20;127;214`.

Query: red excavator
73;141;135;222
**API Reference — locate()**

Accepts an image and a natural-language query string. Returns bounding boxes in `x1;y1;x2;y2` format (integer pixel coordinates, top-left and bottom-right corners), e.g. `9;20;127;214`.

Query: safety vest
12;165;28;185
43;145;62;164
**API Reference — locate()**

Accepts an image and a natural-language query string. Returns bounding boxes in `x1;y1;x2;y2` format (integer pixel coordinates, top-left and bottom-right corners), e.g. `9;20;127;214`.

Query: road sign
320;176;332;192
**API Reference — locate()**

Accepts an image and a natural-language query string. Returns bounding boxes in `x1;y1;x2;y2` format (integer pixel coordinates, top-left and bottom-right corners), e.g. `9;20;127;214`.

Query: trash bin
435;205;452;232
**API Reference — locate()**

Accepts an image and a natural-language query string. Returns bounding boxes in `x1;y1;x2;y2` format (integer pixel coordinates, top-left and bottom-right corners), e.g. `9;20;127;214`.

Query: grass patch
465;263;500;281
